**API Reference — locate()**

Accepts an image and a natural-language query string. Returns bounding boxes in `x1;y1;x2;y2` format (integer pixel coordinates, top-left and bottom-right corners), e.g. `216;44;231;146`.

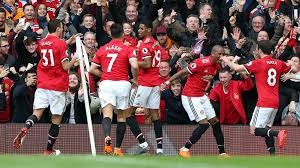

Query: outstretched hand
160;81;169;92
281;73;295;82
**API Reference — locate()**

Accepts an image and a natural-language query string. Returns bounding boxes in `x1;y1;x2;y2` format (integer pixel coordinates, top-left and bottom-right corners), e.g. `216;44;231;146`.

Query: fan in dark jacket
62;72;88;124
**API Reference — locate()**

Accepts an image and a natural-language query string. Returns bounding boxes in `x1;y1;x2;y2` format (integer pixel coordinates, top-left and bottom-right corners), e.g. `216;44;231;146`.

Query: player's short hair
48;19;63;33
140;19;153;30
110;23;124;38
211;45;223;54
257;40;274;55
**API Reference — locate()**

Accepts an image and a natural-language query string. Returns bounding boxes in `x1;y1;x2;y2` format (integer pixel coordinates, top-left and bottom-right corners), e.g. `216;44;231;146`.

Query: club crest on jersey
142;48;148;54
145;38;150;43
246;61;252;66
202;59;209;64
191;63;197;69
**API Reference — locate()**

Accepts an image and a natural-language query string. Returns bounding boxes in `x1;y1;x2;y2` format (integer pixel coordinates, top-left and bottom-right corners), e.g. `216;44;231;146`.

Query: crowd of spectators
0;0;300;126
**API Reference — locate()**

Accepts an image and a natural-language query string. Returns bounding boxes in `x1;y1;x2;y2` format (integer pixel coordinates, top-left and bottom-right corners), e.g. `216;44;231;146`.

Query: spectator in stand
70;32;98;94
152;9;185;36
123;22;138;47
161;79;191;124
276;55;300;125
281;108;300;126
155;25;178;54
277;0;300;19
159;61;171;83
74;14;96;35
32;0;62;20
11;69;36;123
198;3;223;56
62;72;88;124
209;68;254;125
0;37;15;70
109;1;147;35
274;16;293;58
35;3;49;29
169;14;199;49
64;0;81;24
178;0;198;23
83;32;97;61
15;33;40;71
0;8;14;36
2;0;24;21
21;3;43;35
95;1;114;46
0;57;14;123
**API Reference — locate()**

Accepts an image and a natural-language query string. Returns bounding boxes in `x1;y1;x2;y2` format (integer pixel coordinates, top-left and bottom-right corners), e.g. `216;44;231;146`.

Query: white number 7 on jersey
107;53;118;72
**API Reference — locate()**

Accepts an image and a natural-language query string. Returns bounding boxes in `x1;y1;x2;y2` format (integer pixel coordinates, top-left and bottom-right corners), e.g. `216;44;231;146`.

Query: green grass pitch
1;155;300;168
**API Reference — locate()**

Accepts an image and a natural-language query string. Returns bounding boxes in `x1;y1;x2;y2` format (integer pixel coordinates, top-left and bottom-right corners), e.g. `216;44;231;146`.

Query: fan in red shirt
13;19;77;155
89;23;139;156
209;68;254;125
221;40;292;155
161;45;229;158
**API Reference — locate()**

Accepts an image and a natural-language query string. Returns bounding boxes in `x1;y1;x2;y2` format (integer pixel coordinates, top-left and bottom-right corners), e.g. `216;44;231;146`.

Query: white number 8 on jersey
267;68;277;86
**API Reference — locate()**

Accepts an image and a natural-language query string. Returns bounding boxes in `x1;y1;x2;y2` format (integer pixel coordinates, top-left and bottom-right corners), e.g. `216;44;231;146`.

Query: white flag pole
76;36;96;156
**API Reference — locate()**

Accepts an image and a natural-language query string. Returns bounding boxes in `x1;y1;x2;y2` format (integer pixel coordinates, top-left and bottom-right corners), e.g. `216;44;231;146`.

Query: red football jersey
182;56;220;97
92;39;136;81
243;56;291;108
137;36;168;87
37;35;69;92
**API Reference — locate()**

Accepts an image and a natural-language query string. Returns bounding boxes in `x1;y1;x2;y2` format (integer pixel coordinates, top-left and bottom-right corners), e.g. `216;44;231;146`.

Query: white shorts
33;88;67;115
250;106;278;128
130;85;160;109
98;80;131;110
182;95;216;122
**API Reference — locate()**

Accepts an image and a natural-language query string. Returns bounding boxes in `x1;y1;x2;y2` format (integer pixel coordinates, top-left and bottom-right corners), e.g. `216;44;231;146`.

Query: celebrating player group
12;19;291;157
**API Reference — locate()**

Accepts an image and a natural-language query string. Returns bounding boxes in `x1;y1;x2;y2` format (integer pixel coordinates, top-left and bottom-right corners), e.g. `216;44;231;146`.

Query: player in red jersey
126;20;169;154
161;45;229;158
89;23;138;155
13;19;77;155
221;40;291;155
